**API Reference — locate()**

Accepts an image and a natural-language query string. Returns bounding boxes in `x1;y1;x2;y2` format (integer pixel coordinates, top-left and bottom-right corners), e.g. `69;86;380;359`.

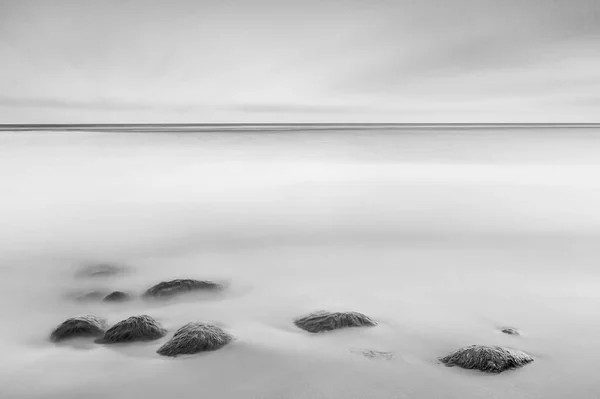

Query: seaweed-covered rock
50;315;107;342
97;315;166;343
501;327;520;335
75;264;125;278
103;291;130;302
439;345;534;373
157;322;233;357
143;279;223;299
294;311;377;333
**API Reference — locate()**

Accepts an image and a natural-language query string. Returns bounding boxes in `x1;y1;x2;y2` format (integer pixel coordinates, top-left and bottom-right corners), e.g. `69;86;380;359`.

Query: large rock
439;345;534;373
96;315;167;343
50;315;107;342
143;279;223;299
157;322;233;357
294;310;377;333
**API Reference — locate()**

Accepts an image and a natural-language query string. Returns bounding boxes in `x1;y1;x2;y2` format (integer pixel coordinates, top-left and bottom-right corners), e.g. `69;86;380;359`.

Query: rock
352;349;394;360
294;310;377;333
439;345;534;373
75;263;126;278
75;291;107;302
50;315;107;342
143;279;223;299
157;322;233;357
75;264;125;278
96;315;167;343
103;291;130;302
501;327;520;335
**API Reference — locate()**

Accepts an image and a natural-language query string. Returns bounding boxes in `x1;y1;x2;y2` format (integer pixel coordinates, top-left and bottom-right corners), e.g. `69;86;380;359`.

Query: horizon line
2;122;600;125
1;122;600;129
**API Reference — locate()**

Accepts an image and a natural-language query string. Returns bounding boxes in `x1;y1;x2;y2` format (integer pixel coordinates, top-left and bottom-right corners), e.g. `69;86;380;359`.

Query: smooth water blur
1;127;600;399
2;128;600;257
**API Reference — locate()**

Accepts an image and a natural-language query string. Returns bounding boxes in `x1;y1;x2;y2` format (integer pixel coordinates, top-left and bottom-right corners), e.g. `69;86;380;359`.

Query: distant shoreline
1;123;599;132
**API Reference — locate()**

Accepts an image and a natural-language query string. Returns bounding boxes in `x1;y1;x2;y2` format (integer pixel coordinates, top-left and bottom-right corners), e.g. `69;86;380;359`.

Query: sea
1;124;599;399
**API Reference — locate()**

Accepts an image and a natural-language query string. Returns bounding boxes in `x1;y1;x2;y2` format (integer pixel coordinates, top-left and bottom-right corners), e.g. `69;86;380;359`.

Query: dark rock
50;315;107;342
157;322;233;357
96;315;167;344
294;310;377;333
143;279;223;299
501;327;520;335
103;291;131;302
439;345;534;373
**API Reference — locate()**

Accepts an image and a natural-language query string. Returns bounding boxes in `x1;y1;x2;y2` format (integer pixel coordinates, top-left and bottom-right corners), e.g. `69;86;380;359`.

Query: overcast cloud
0;0;598;123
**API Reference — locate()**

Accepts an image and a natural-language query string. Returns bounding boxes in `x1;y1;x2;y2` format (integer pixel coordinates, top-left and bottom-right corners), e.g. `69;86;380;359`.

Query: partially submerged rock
501;327;520;335
75;290;107;302
97;315;166;344
103;291;130;302
439;345;534;373
50;315;107;342
157;322;233;357
352;349;394;360
143;279;223;299
75;264;125;278
294;311;377;333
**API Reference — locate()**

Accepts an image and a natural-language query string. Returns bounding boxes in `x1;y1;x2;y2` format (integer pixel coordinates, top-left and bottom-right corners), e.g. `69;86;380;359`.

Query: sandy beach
1;128;600;399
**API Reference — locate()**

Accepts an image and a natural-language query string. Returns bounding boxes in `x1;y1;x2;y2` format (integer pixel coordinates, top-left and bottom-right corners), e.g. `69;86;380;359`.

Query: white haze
1;128;600;398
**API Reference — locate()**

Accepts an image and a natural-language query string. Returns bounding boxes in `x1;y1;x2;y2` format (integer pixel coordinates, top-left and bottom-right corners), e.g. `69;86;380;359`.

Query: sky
0;0;599;123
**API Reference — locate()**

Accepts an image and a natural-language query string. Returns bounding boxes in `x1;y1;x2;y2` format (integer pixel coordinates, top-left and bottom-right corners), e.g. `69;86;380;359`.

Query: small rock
103;291;130;302
75;291;107;302
501;328;520;335
294;310;377;333
352;349;394;360
75;264;125;278
143;279;223;299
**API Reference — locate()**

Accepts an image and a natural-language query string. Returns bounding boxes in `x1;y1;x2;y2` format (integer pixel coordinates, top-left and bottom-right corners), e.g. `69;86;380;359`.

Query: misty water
1;127;600;399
